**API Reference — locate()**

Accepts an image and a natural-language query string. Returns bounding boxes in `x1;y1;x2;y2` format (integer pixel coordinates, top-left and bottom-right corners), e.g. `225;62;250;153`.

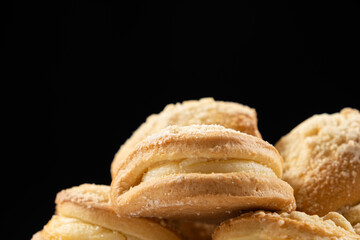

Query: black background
2;1;359;239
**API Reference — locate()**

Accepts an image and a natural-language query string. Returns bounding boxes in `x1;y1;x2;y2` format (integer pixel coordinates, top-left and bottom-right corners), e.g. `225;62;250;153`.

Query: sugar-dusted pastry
339;203;360;235
110;125;296;221
111;97;261;178
31;184;181;240
275;108;360;216
212;210;360;240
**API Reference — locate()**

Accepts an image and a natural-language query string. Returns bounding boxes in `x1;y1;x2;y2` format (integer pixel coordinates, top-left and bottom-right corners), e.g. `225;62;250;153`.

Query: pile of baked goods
32;98;360;239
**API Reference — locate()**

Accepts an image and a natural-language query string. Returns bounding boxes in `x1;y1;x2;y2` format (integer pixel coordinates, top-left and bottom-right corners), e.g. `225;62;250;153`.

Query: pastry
339;203;360;235
111;97;261;178
166;220;217;240
31;184;181;240
110;125;296;221
212;210;360;239
275;108;360;216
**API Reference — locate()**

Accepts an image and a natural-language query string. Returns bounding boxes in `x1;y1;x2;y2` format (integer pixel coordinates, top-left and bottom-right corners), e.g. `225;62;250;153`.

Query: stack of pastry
32;98;360;239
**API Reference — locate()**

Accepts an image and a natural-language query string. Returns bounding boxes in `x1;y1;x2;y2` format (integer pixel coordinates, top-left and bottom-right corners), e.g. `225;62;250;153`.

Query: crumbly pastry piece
111;97;261;178
275;108;360;216
110;125;296;221
212;210;360;240
31;184;181;240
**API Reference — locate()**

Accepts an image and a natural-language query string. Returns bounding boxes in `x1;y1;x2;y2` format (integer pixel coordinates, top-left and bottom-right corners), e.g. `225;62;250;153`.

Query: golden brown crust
111;125;295;220
212;210;360;240
112;124;283;191
111;98;261;178
35;184;182;240
275;108;360;216
111;173;295;221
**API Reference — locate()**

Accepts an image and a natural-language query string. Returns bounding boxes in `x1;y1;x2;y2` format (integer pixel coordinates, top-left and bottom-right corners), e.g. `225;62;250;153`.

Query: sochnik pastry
110;125;296;221
31;184;181;240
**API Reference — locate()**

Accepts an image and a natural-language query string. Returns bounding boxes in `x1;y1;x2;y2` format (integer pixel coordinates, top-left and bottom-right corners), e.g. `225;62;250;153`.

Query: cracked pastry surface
212;210;360;240
111;97;261;178
31;184;181;240
275;108;360;216
110;125;296;221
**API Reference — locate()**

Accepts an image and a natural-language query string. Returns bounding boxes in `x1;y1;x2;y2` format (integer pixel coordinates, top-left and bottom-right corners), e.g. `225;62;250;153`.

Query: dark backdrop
3;1;358;239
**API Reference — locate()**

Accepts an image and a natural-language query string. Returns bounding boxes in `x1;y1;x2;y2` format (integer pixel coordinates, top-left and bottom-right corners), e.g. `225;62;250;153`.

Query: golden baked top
275;108;360;216
212;210;360;240
155;98;260;137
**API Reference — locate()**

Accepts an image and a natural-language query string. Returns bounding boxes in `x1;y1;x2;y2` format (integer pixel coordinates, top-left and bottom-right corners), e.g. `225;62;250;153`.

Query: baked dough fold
110;125;296;220
31;184;181;240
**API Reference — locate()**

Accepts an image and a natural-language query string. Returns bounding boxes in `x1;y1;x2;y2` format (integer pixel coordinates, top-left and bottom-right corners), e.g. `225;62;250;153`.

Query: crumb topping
251;210;357;235
277;108;360;215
